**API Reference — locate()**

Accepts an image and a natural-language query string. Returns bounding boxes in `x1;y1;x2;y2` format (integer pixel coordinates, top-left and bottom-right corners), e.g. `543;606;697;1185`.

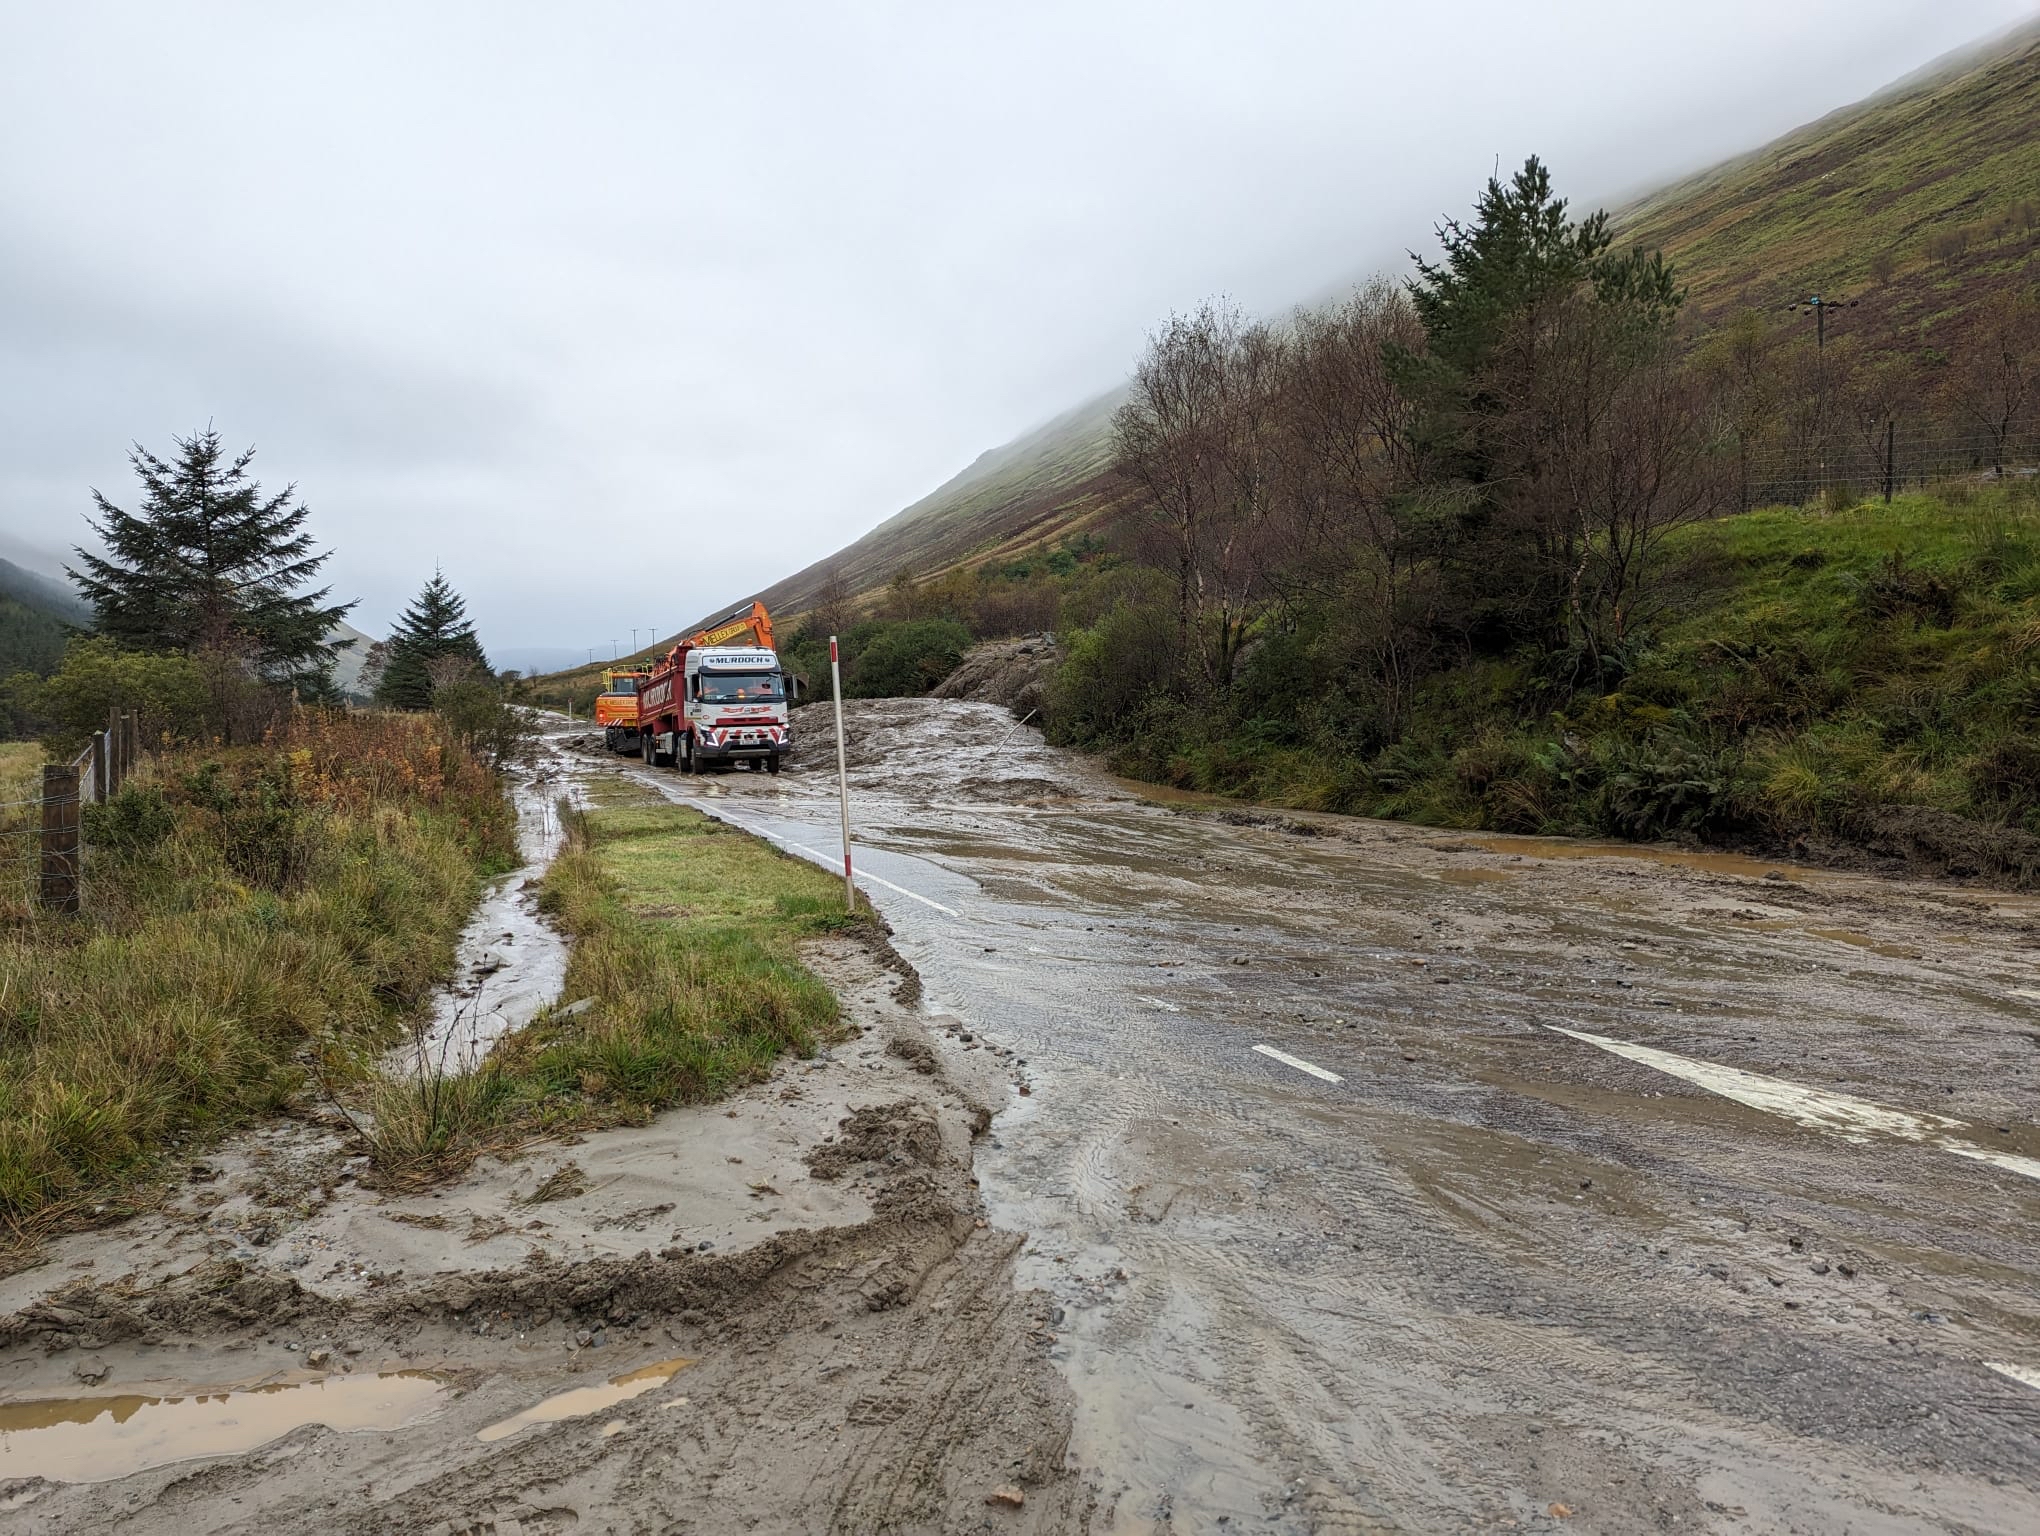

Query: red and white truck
635;601;791;774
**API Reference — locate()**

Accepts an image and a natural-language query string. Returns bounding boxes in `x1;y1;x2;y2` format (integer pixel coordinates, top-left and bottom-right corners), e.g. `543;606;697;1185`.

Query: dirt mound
933;636;1059;719
1848;804;2040;887
806;1100;947;1181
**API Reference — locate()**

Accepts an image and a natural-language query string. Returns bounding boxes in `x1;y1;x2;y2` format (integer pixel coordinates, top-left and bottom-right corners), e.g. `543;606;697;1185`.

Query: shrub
1599;737;1745;840
1048;596;1182;746
845;618;973;698
82;783;176;856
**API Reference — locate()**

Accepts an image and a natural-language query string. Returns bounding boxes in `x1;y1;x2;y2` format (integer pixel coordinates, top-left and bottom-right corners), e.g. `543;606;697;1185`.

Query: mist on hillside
2;2;2033;652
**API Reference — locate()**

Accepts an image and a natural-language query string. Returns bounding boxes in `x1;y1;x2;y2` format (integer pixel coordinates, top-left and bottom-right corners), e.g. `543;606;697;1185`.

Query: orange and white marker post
829;635;854;913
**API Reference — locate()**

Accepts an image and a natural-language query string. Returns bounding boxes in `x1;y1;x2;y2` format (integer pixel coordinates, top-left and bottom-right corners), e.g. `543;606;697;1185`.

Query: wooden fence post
106;706;123;796
91;729;108;805
40;763;80;915
124;710;140;779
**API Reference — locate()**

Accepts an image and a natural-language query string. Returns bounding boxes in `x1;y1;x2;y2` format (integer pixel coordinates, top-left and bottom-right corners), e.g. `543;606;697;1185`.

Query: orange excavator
594;664;653;754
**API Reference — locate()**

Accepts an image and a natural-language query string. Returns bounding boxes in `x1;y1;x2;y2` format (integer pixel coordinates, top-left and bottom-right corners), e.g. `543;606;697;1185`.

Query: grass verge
366;782;862;1178
0;711;515;1246
1075;484;2040;881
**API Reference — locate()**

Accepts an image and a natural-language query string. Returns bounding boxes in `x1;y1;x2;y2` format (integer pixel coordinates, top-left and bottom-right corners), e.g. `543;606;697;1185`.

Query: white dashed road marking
1253;1044;1344;1084
1987;1361;2040;1394
1548;1025;2040;1183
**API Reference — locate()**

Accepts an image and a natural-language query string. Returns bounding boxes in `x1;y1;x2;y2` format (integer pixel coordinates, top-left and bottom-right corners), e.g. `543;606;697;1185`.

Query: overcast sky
3;1;2033;663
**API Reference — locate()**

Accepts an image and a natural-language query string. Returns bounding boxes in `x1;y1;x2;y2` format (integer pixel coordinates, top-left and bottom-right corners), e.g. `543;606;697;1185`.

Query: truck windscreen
698;672;783;702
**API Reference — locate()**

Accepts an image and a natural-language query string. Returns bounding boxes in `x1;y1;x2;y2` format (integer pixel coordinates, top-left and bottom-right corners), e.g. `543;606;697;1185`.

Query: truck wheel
766;756;782;775
680;735;696;774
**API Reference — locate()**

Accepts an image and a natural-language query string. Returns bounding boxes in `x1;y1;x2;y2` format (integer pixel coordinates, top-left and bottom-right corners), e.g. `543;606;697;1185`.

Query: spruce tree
70;428;353;689
375;569;491;710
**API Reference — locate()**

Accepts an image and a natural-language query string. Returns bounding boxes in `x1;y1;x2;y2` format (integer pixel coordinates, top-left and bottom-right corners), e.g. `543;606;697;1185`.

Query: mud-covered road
611;697;2040;1534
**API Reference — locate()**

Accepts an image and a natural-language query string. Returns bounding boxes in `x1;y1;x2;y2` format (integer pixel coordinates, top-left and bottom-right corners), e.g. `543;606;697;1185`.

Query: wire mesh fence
1731;425;2040;512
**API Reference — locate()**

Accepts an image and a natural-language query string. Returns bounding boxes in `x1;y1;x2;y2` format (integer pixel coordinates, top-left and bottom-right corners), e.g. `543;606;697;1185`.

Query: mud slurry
680;698;2040;1533
0;808;1088;1530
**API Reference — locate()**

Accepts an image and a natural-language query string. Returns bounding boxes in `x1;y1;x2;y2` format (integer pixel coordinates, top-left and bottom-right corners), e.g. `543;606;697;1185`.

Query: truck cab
679;646;789;772
636;602;793;774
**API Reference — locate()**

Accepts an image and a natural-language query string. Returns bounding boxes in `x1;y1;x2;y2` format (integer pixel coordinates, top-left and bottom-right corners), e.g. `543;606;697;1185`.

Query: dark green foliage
181;759;322;893
82;783;176;856
1599;738;1745;840
1407;155;1681;385
70;428;351;692
375;569;491;710
782;616;974;702
3;636;210;753
845;619;972;698
433;677;536;770
1049;486;2040;876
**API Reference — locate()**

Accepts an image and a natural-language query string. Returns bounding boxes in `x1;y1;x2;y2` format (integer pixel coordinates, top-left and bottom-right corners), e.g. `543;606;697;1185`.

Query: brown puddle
1467;834;1810;881
1436;867;1513;886
1804;927;1924;960
0;1372;447;1484
477;1355;695;1443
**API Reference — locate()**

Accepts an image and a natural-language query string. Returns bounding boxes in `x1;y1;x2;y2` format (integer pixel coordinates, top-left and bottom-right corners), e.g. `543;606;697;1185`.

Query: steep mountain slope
0;557;89;677
749;389;1123;621
726;20;2040;626
1619;17;2040;345
328;619;378;699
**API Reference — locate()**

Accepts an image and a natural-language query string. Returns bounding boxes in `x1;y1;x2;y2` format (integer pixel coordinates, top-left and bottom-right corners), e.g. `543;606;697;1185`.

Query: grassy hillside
748;389;1123;620
1618;19;2040;345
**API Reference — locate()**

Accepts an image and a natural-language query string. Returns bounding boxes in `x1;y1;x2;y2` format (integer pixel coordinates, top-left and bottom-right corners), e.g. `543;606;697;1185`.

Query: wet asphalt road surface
591;699;2040;1535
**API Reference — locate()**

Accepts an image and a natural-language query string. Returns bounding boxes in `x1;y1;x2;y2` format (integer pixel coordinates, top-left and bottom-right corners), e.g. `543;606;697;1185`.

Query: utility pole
1786;293;1859;506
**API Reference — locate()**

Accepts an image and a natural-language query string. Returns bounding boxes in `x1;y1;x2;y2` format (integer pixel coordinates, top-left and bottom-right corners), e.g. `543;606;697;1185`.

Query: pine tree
375;569;491;710
69;427;353;689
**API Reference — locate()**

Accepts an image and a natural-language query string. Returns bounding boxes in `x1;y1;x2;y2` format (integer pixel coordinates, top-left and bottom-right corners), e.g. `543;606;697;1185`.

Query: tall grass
366;795;855;1178
0;711;515;1241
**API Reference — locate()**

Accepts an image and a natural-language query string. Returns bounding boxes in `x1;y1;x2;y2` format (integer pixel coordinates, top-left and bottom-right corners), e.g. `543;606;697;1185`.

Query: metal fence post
40;763;80;915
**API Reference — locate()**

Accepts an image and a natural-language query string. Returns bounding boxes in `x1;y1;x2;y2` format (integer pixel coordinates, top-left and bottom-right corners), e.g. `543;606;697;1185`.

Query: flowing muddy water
606;697;2040;1534
394;737;580;1074
0;1372;448;1484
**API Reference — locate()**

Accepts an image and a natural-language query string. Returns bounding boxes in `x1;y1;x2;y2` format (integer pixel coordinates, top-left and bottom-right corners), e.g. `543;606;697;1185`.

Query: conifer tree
375;569;491;709
69;427;353;689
